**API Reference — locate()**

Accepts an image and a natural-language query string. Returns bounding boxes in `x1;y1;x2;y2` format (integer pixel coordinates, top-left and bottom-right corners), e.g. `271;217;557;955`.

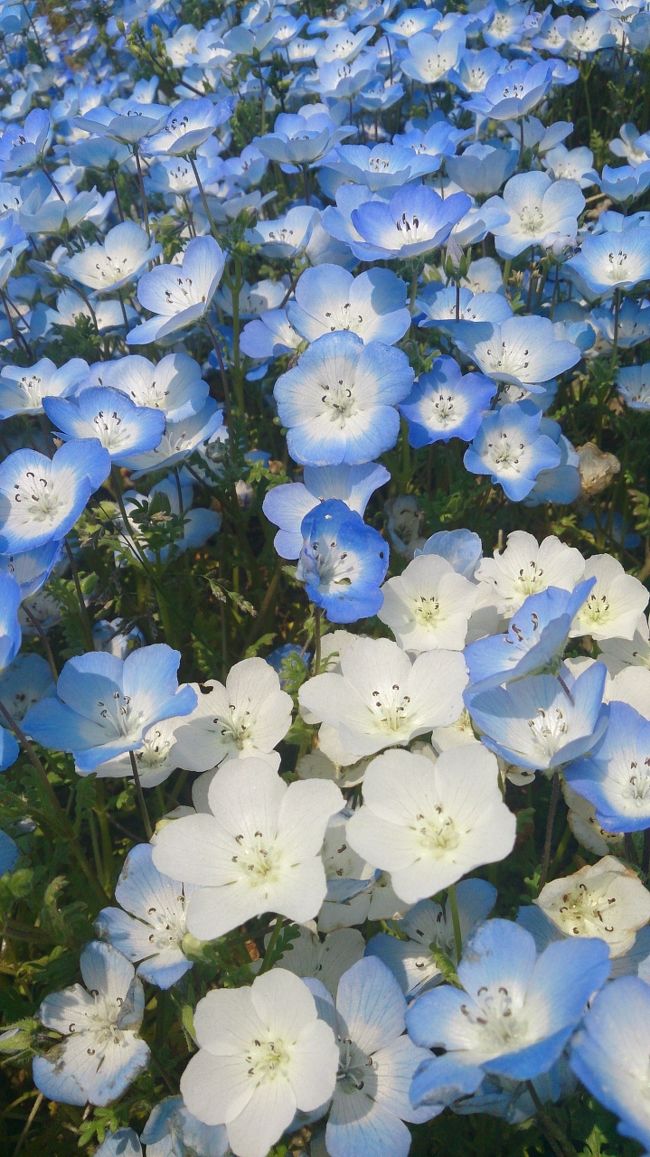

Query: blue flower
43;387;165;466
141;1095;230;1157
400;356;497;447
566;227;650;298
348;184;471;261
465;61;552;121
570;977;650;1151
97;844;195;989
564;701;650;832
466;664;609;773
297;499;388;623
406;919;610;1110
464;403;562;501
23;644;197;773
464;579;595;692
0;572;21;672
0;440;110;553
286;265;410;345
127;236;225;346
274;332;413;466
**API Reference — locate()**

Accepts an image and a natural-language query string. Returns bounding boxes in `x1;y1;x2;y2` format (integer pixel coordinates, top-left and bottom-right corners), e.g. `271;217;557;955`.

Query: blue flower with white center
144;96;232;157
286;265;410;345
464;403;562;501
466;663;609;773
464;579;595;693
0;357;88;420
297;499;388;624
22;643;197;773
465;61;552;121
348;184;471;261
600;161;650;203
570;977;650;1151
400;356;497;448
127;236;225;346
406;919;610;1111
616;363;650;409
0;108;51;173
59;221;160;296
254;104;353;168
418;285;512;334
319;143;442;192
96;844;195;989
141;1095;230;1157
263;462;390;560
564;701;650;833
451;315;581;389
566;227;650;298
312;957;438;1156
33;940;150;1107
0;440;110;554
43;387;165;466
274;331;413;467
489;171;585;260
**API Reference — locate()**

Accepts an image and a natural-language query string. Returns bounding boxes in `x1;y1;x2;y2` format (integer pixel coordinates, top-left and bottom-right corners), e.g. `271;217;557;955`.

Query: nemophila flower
466;663;608;773
245;205;318;259
299;636;467;766
490;172;584;259
23;644;196;773
32;940;150;1107
0;572;21;672
407;920;610;1110
263;462;389;560
141;1096;230;1157
566;227;650;298
452;316;581;388
535;856;650;958
418;285;512;333
180;969;338;1157
274;331;413;467
378;554;477;652
564;702;650;833
144;97;231;156
268;926;364;994
476;530;586;614
0;108;51;174
168;657;293;771
0;357;88;419
0;541;61;601
60;222;159;295
127;236;226;346
464;580;595;693
600;162;650;203
43;387;165;466
570;977;650;1151
120;399;224;477
400;356;497;448
400;28;465;86
320;142;441;193
96;844;195;990
445;141;518;198
348;185;471;261
569;554;649;641
464;404;562;501
94;1130;141;1156
313;956;438;1157
152;758;342;940
0;439;110;554
255;104;353;167
367;879;497;996
286;265;410;345
419;528;483;580
75;100;167;145
466;61;552;121
297;499;388;624
100;354;208;428
616;363;650;409
346;747;516;903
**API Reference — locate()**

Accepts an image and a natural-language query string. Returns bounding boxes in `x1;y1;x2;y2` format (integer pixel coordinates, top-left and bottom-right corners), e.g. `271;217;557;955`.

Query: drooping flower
297;499;389;623
127;237;226;346
33;941;150;1106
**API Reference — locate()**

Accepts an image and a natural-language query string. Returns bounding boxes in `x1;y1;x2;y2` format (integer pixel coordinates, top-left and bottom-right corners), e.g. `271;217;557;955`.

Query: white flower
536;856;650;957
170;658;293;771
570;555;649;641
180;969;338;1157
33;942;150;1106
60;221;160;294
475;530;585;614
298;636;467;767
378;554;478;652
346;746;516;903
599;614;650;675
151;757;343;940
267;925;365;993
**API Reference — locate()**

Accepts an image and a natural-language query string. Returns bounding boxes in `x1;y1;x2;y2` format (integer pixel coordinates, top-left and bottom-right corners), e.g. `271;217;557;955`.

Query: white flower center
519;205;545;234
244;1037;291;1083
216;702;256;749
95;690;145;738
412;805;460;853
230;830;285;886
513;560;546;596
323;302;365;333
460;983;526;1049
337;1036;376;1094
395;211;425;240
17;373;45;406
582;591;611;625
92;407;132;451
368;682;414;732
320;375;357;423
607;249;630;280
486;430;526;472
623;755;650;805
554;881;617;937
135;728;174;767
414;594;441;625
144;893;186;950
12;469;61;521
527;705;568;756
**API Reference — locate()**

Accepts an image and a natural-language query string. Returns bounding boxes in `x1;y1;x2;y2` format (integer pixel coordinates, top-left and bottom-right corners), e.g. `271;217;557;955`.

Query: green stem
129;750;153;840
313;606;322;675
447;884;463;962
64;539;95;651
259;918;286;973
539;772;561;892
